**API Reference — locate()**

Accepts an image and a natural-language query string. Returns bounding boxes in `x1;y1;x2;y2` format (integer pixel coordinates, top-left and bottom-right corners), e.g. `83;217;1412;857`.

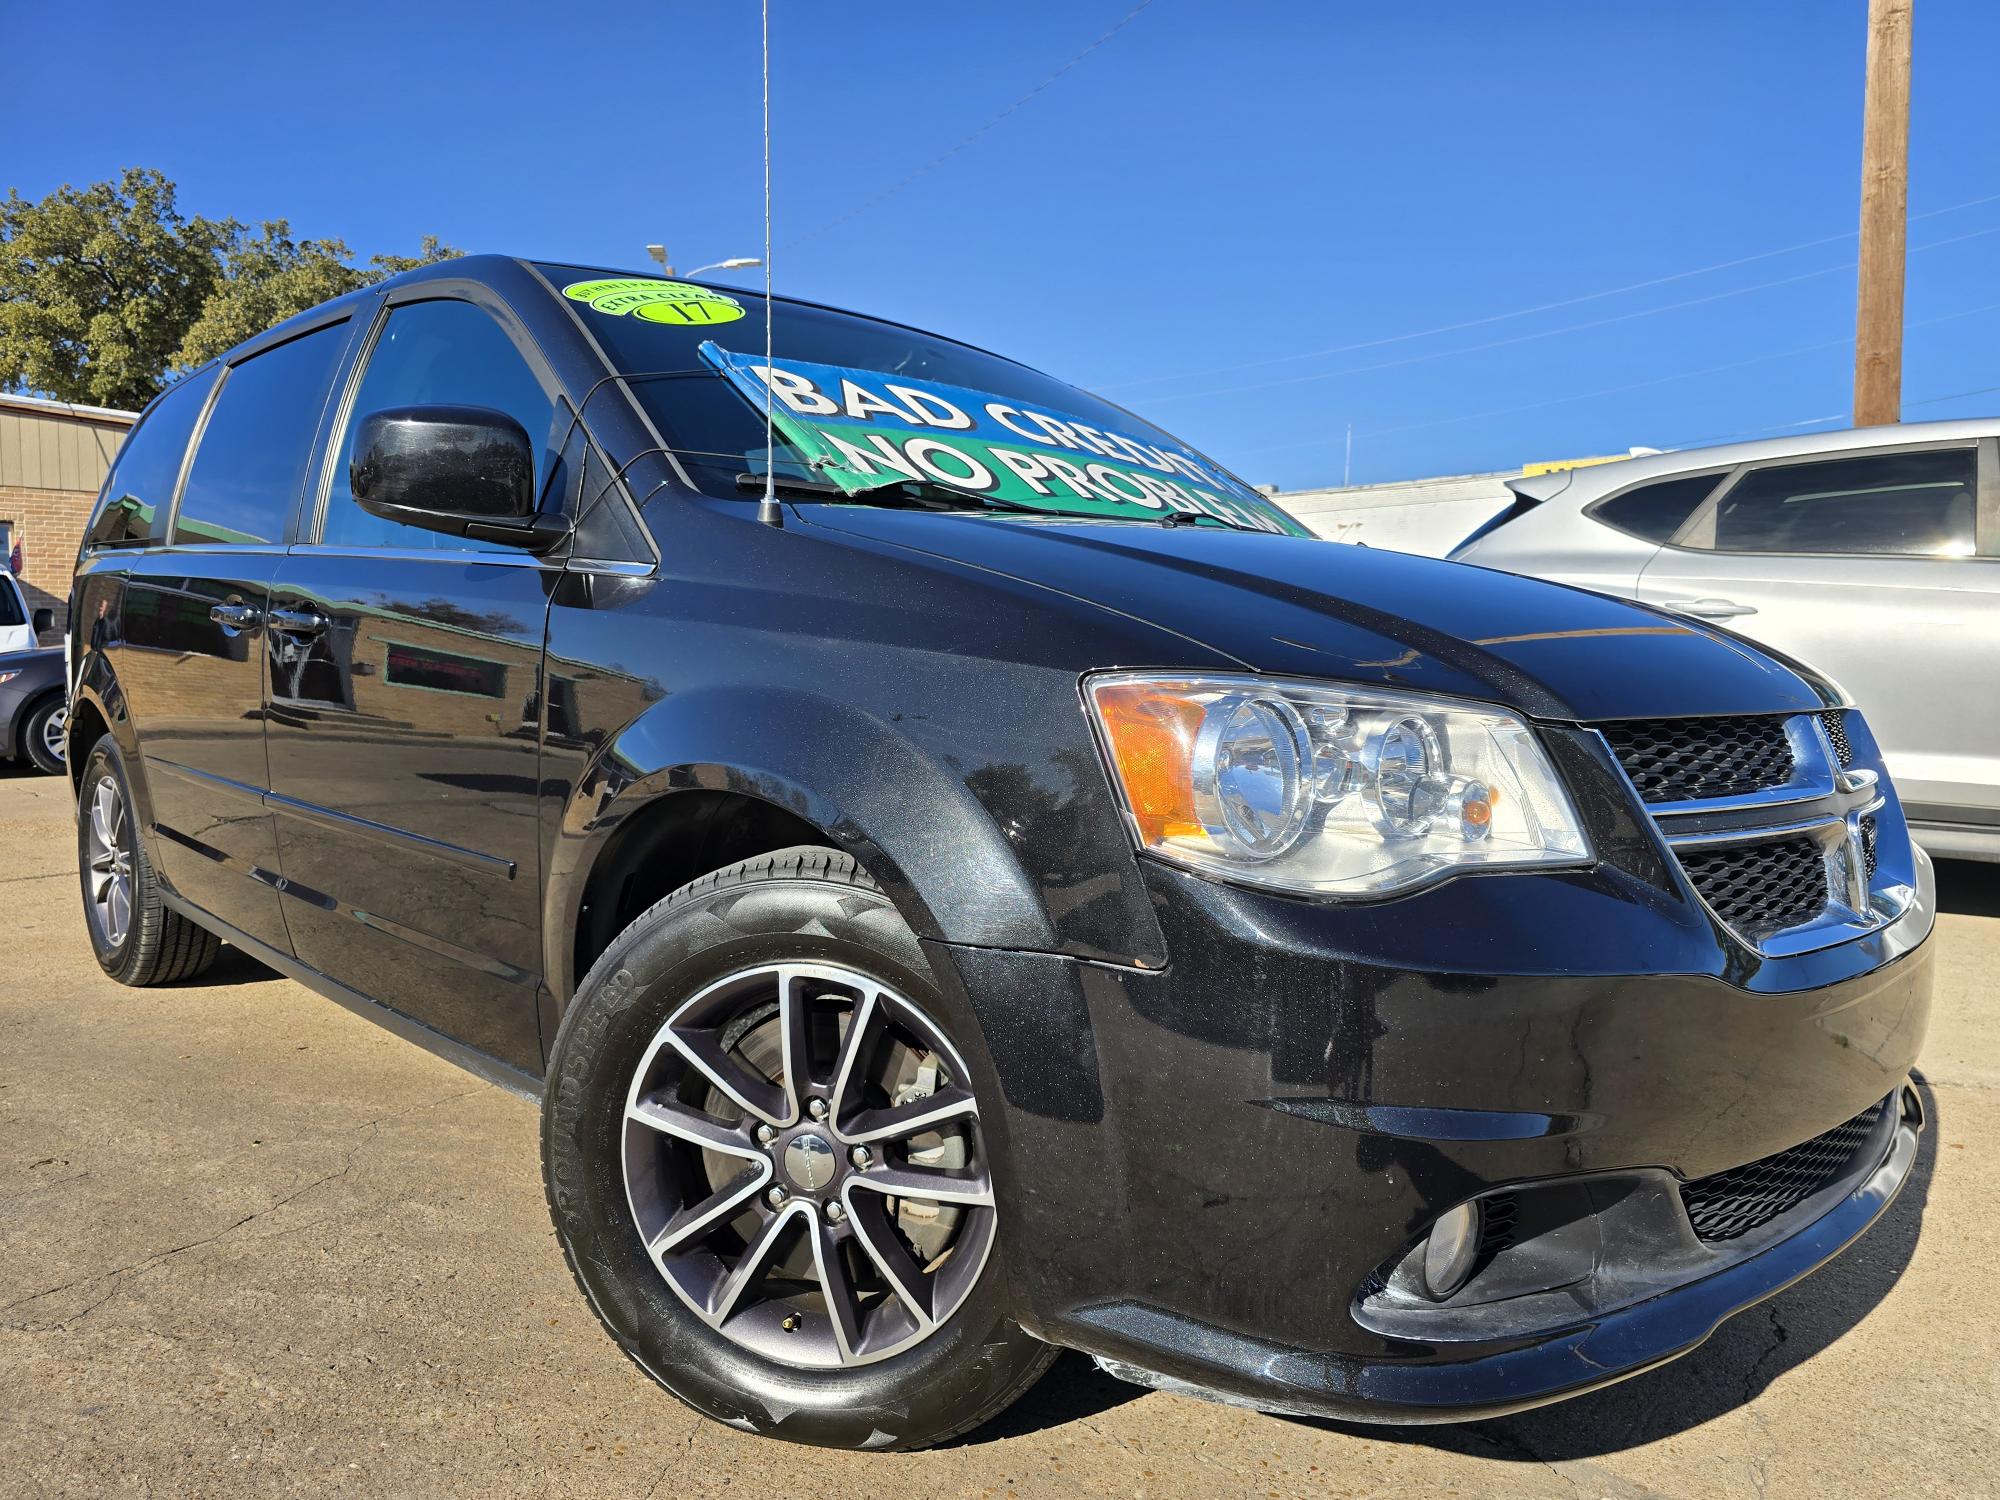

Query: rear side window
88;366;219;548
174;321;350;546
1708;449;1977;556
0;574;23;627
1593;473;1721;544
319;299;557;551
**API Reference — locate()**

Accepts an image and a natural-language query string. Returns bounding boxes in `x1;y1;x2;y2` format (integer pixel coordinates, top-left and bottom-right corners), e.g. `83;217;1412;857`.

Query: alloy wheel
84;774;133;947
40;704;66;767
621;962;996;1368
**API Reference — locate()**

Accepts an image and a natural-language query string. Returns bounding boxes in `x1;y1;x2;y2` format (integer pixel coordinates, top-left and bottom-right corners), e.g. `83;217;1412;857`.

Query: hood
797;509;1836;722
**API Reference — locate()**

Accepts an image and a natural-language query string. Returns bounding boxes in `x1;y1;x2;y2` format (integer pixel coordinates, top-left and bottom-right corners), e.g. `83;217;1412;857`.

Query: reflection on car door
262;292;564;1073
117;319;354;953
1636;442;2000;823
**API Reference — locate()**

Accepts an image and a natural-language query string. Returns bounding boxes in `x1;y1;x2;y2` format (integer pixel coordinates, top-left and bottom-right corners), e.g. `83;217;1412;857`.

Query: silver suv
1451;418;2000;862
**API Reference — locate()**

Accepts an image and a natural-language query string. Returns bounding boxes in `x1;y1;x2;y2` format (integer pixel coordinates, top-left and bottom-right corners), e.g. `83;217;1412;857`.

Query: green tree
173;226;463;368
0;168;463;408
0;168;232;408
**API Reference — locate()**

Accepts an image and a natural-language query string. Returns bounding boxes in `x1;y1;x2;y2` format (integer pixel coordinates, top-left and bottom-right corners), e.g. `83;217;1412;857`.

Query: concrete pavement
1;760;1995;1498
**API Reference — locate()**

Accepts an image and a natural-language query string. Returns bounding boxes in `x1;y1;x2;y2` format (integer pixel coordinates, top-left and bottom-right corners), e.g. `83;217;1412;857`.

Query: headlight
1086;672;1590;897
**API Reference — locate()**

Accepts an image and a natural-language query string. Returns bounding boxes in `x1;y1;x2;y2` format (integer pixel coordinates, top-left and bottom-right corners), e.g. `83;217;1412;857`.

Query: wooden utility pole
1853;0;1913;426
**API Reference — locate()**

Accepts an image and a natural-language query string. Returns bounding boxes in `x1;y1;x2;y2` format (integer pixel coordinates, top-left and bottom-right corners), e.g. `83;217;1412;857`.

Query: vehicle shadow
943;1351;1145;1446
1934;857;2000;918
1297;1075;1940;1464
182;943;285;986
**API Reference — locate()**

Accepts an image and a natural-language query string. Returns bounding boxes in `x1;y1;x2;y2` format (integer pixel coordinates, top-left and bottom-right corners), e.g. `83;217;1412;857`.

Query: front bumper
925;846;1934;1423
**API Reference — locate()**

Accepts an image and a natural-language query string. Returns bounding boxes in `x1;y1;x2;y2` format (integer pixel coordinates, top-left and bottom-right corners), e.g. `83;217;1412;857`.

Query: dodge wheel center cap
783;1132;836;1191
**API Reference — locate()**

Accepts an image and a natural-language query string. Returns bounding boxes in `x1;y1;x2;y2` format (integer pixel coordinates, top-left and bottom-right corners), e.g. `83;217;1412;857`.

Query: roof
1530;415;2000;503
0;391;138;426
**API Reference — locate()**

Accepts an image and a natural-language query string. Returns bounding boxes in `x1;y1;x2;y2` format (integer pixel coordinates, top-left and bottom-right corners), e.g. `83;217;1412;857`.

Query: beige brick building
0;392;136;642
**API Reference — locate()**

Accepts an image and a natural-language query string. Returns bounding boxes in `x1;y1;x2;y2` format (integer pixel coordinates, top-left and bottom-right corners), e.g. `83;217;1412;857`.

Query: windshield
539;264;1307;535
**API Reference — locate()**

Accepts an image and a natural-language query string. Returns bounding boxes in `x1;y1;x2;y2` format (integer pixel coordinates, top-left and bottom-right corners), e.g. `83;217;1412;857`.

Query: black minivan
68;257;1932;1449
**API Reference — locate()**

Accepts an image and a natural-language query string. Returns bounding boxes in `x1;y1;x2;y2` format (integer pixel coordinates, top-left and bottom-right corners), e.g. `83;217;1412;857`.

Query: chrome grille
1593;707;1906;956
1600;715;1795;803
1676;837;1829;933
1680;1097;1887;1242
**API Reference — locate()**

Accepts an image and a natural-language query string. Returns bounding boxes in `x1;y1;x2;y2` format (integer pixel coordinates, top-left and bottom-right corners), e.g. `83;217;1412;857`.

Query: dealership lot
0;763;1994;1499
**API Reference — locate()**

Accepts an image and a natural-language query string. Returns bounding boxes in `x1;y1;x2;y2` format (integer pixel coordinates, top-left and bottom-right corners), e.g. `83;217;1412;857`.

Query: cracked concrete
0;763;1996;1498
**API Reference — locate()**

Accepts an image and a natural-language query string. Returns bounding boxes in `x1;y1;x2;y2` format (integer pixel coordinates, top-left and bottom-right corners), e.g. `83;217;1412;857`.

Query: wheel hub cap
782;1132;836;1191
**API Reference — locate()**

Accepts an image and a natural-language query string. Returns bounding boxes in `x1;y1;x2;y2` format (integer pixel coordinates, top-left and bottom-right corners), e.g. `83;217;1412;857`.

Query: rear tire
541;846;1054;1449
77;738;221;985
21;694;64;775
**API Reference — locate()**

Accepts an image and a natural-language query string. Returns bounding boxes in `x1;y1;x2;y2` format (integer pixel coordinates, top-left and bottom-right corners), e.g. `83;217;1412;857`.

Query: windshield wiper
734;470;1262;532
735;471;1050;517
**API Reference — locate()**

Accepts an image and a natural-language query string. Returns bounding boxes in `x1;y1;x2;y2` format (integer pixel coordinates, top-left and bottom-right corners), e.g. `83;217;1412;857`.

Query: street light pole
646;244;674;276
683;257;763;278
1853;0;1913;427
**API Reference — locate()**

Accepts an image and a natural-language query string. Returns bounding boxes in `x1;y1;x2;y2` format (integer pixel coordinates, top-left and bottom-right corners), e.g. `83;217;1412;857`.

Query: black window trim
165;311;359;551
1655;437;1992;561
1582;467;1736;545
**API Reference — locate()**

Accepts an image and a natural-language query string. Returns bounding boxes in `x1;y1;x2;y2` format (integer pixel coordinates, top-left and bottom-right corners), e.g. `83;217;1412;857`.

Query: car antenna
755;0;783;530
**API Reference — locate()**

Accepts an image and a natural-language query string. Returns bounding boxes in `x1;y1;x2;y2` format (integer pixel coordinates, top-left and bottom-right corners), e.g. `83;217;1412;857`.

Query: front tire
541;847;1053;1449
77;737;221;985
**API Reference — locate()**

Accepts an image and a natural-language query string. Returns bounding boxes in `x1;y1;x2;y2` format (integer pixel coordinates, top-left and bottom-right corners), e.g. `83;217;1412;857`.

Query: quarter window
1707;449;1977;557
320;299;557;550
1592;473;1720;544
88;366;219;548
174;321;350;546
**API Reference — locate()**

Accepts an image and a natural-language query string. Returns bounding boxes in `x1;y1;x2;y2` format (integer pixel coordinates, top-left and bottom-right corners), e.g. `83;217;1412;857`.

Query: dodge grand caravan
68;257;1931;1449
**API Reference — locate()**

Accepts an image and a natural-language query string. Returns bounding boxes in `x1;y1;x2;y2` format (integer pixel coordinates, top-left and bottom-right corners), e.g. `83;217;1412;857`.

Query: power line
1136;221;2000;410
1099;188;2000;395
1224;298;2000;463
797;0;1158;244
1663;380;2000;450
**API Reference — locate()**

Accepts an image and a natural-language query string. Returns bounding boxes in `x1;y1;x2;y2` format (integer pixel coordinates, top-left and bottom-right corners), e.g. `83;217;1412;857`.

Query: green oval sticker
562;278;746;326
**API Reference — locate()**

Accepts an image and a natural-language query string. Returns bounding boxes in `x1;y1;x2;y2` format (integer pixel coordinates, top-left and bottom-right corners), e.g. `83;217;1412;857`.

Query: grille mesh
1861;813;1879;880
1601;716;1795;803
1681;1098;1888;1241
1820;709;1854;767
1678;837;1828;930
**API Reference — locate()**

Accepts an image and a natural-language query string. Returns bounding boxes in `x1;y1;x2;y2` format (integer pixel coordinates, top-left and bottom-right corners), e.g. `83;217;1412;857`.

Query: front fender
543;685;1057;1001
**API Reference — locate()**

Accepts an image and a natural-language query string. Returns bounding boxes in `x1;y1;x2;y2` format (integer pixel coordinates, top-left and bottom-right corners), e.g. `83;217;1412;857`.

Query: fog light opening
1421;1201;1483;1301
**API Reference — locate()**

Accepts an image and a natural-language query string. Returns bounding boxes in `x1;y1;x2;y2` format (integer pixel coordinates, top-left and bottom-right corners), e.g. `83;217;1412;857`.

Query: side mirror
31;607;54;636
350;405;567;553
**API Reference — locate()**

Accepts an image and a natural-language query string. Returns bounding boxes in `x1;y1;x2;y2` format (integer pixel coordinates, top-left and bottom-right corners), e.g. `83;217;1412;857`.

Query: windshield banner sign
699;343;1301;533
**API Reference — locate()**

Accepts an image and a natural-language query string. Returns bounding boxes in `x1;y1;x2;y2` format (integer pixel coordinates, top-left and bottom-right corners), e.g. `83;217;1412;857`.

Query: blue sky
5;1;1997;488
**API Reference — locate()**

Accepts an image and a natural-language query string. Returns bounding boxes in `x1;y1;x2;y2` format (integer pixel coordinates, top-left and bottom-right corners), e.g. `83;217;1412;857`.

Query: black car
67;257;1932;1450
2;645;66;774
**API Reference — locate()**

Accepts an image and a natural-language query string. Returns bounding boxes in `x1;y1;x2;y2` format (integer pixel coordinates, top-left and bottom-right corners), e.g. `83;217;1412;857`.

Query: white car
0;570;49;655
1452;417;2000;862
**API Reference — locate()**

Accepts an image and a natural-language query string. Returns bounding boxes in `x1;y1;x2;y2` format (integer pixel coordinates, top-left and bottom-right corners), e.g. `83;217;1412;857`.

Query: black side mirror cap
31;607;54;635
350;405;565;553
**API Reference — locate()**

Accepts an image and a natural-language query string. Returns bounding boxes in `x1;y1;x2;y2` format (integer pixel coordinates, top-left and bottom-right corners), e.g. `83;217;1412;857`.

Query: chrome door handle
209;601;264;632
267;605;330;638
1661;596;1758;620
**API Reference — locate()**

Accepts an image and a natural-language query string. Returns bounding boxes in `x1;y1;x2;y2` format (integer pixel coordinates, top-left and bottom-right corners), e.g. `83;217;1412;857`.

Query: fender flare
543;685;1055;1001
